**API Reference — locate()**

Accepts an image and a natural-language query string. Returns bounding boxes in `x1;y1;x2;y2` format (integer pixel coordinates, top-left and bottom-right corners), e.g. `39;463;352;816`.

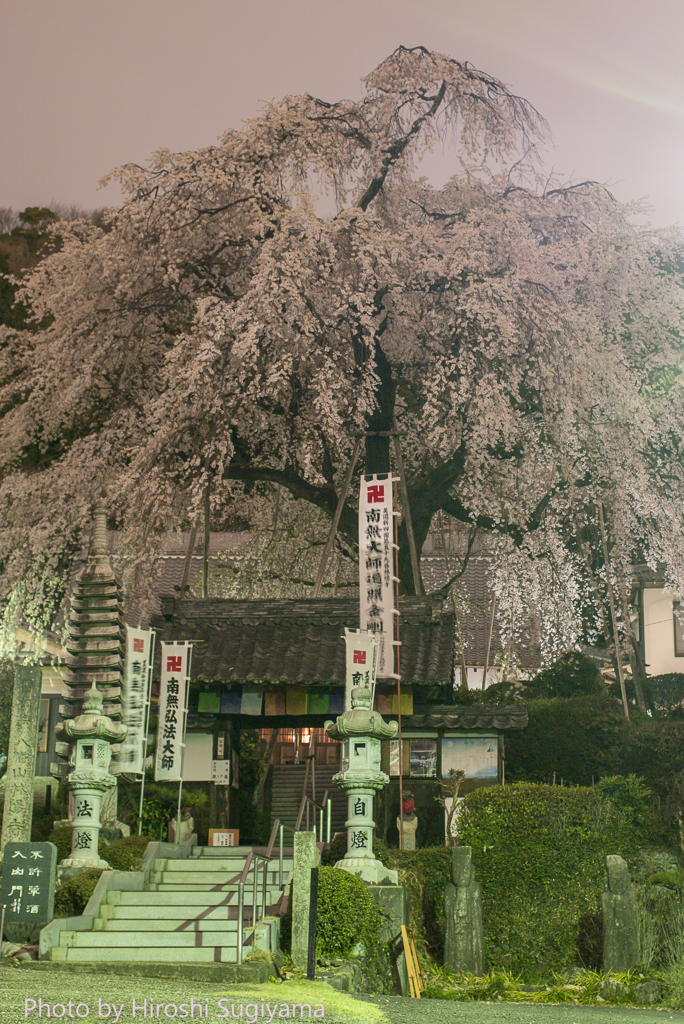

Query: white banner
359;475;399;677
344;628;379;710
120;627;154;775
155;642;191;782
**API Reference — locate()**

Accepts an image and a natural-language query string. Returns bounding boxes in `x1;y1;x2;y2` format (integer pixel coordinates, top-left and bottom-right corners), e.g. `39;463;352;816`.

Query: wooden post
392;417;422;596
180;523;199;597
481;598;496;690
599;503;630;722
202;487;211;599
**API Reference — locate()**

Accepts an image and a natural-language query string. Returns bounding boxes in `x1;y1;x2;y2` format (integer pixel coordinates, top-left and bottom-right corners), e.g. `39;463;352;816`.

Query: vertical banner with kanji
344;628;379;710
359;475;399;678
155;642;191;782
120;626;154;775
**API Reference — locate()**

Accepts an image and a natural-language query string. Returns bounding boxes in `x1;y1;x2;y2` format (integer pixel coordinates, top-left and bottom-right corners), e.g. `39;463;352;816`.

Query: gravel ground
1;968;684;1024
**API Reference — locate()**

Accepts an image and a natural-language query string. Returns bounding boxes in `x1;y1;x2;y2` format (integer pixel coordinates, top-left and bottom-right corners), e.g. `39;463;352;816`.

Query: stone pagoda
325;685;399;885
52;500;127;867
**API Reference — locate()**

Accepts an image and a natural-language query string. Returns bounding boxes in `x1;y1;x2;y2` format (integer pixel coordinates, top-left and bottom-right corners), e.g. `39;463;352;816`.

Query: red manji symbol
167;656;182;673
133;638;144;653
353;650;367;664
367;484;385;503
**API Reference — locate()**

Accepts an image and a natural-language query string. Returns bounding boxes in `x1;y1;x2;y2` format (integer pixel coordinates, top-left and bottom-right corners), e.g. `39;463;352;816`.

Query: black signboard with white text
0;841;57;925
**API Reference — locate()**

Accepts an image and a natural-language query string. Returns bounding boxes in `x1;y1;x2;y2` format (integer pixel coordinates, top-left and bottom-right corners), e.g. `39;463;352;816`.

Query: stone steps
52;847;287;966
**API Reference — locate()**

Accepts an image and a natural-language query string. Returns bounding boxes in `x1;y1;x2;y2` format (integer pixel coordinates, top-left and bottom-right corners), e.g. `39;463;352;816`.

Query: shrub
48;826;74;861
457;781;655;978
316;866;384;960
105;835;149;870
524;652;605;699
54;868;104;917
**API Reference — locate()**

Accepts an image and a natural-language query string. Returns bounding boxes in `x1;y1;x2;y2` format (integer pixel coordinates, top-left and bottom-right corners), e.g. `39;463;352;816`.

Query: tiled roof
406;703;528;731
150;594;454;687
421;555;541;671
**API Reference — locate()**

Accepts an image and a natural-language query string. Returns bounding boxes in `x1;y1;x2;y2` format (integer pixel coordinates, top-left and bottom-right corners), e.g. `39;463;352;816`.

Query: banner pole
175;643;192;843
138;630;156;836
394;477;404;852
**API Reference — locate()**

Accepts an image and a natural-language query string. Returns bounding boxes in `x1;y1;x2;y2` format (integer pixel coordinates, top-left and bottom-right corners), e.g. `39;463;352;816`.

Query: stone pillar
291;830;319;970
396;816;418;850
0;663;42;854
602;854;639;973
444;846;485;975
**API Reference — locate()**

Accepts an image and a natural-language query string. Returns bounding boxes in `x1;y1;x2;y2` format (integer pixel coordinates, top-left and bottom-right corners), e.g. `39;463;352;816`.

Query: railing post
237;883;244;964
319;808;323;842
253;858;258;926
262;856;267;917
279;825;284;887
326;798;331;844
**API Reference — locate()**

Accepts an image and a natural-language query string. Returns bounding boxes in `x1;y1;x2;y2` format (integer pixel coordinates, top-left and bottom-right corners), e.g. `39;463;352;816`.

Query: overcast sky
2;0;683;227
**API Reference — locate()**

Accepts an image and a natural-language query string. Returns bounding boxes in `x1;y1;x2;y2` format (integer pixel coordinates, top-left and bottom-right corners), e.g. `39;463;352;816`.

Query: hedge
456;781;656;978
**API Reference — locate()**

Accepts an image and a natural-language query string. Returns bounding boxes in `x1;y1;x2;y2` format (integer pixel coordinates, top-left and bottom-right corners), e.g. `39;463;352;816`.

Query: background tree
1;46;683;655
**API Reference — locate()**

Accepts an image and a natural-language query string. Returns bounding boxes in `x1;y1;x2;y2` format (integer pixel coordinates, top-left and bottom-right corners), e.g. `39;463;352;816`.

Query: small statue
397;790;418;849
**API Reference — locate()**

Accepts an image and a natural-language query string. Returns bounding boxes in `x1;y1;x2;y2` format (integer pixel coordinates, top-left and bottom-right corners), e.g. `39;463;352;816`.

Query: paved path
1;968;684;1024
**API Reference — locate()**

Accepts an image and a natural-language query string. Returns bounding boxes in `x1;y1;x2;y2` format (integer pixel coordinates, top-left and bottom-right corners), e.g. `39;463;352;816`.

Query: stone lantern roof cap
324;686;398;741
62;678;128;743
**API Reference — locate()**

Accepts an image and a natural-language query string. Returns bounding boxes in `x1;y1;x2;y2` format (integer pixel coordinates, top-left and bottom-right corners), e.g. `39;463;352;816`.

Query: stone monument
443;846;484;975
602;854;639;973
325;685;399;885
0;662;42;853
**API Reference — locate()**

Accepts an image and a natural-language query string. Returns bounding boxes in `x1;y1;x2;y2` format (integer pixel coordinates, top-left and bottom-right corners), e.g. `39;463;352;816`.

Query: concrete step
66;930;240;947
53;946;240;963
95;918;242;931
97;905;278;929
151;880;284;896
156;859;294;873
99;904;235;921
110;891;241;906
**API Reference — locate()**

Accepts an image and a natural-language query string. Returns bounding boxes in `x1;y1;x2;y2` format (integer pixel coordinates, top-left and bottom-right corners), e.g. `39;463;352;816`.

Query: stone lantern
325;686;399;885
57;680;127;874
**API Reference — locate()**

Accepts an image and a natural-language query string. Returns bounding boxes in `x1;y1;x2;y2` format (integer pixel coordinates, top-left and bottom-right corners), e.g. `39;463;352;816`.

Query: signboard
211;759;231;785
208;829;239;847
0;842;57;925
343;628;379;710
120;626;154;775
359;475;399;678
442;736;498;779
155;642;191;782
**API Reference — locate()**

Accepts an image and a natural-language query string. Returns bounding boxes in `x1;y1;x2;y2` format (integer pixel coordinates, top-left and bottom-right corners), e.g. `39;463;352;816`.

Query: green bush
54;868;104;917
105;835;149;870
457;781;655;978
524;652;605;699
505;695;627;786
316;866;384;959
381;847;451;963
48;826;74;861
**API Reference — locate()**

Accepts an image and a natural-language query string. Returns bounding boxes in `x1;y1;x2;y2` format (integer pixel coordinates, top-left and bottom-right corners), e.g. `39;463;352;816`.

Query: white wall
643;588;684;675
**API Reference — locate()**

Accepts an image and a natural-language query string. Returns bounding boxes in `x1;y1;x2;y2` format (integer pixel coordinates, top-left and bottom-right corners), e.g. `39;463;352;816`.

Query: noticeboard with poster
409;739;437;777
441;735;498;779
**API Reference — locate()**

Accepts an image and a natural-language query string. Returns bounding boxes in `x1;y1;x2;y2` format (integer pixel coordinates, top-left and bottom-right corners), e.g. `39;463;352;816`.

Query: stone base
396;816;418;850
335;856;398;885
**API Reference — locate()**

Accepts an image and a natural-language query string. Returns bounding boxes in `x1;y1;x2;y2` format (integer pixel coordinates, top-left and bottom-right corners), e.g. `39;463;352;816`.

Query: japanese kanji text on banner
155;643;190;782
359;475;399;677
120;626;154;775
344;628;379;710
